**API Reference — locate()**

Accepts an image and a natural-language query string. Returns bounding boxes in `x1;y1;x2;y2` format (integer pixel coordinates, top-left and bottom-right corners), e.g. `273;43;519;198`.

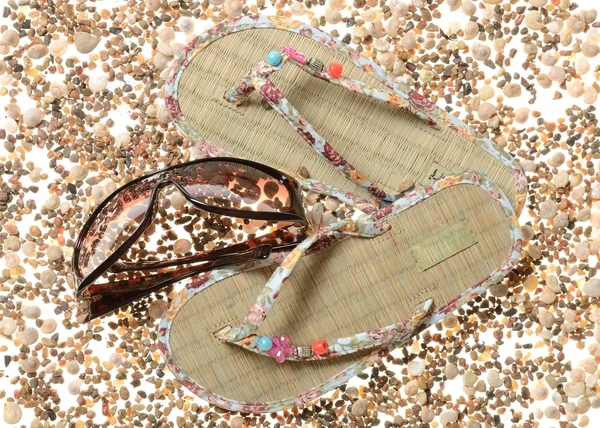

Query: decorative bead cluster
265;51;343;79
257;335;328;362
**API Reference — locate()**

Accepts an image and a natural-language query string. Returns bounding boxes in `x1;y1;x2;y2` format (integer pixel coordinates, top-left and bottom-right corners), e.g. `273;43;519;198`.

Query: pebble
44;194;60;211
524;275;539;292
49;39;67;57
548;152;565;167
463;370;477;387
487;369;502;388
67;379;81;395
108;352;122;366
230;417;244;428
351;399;368;416
544;406;560;419
5;252;19;269
173;238;192;254
148;300;168;319
74;32;101;54
3;402;22;424
583;278;600;297
27;44;49;59
548;66;566;83
444;363;459;380
525;11;544;30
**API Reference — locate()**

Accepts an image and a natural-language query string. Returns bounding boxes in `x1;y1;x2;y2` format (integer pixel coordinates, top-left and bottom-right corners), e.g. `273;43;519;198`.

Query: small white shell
153;52;169;70
23;108;44;127
1;29;19;48
93;122;109;137
329;0;346;12
22;305;41;320
0;318;17;335
224;0;243;18
88;76;108;92
158;27;175;43
49;38;68;57
145;0;161;12
179;17;195;34
49;81;69;98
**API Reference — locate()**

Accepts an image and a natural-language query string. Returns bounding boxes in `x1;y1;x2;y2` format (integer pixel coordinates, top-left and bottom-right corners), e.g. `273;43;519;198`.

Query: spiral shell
19;356;40;373
49;81;69;98
153;52;169;70
48;38;67;57
179;17;195;34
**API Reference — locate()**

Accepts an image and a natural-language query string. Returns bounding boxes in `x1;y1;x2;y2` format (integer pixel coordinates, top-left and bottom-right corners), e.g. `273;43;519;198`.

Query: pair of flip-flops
158;15;525;414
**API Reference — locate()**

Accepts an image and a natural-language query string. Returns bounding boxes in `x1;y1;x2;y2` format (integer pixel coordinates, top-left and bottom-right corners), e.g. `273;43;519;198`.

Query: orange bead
312;339;328;355
328;62;343;78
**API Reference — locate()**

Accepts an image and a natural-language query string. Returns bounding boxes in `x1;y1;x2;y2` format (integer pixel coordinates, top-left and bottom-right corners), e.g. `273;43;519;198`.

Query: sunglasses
73;157;308;321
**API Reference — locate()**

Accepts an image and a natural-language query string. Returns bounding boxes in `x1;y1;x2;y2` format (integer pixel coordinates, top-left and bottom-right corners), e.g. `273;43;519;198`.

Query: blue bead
266;51;282;67
257;336;273;351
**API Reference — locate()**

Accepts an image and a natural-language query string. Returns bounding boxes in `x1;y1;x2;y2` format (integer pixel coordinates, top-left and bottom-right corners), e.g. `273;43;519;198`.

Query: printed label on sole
410;220;478;272
419;161;454;186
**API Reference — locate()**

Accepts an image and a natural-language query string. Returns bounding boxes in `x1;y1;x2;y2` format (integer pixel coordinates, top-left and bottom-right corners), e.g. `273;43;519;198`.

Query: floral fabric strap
224;45;441;203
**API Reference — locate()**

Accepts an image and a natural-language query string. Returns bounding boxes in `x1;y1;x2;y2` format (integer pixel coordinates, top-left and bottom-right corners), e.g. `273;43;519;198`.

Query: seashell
89;76;108;92
352;26;369;38
93;122;109;137
472;41;491;60
541;51;558;66
546;19;563;34
514;107;530;124
329;0;346;12
548;65;565;83
567;80;584;97
209;0;224;4
1;29;19;47
479;85;494;101
21;327;39;345
530;0;548;6
372;38;390;52
361;9;376;22
157;104;171;124
6;103;20;119
586;28;600;44
171;41;184;56
401;31;416;50
157;41;173;57
0;59;6;74
379;51;395;69
0;43;9;55
23;108;43;127
41;318;57;334
446;0;461;11
461;0;476;16
325;8;342;25
27;44;49;59
390;0;408;17
477;102;496;121
49;38;67;57
3;118;17;133
291;2;305;16
145;0;161;12
536;73;551;88
583;87;597;105
583;9;598;24
66;360;80;375
3;402;22;424
153;52;169;70
385;17;400;37
158;27;175;43
19;356;40;373
582;41;599;58
148;300;169;319
74;32;101;54
0;318;17;335
179;17;195;34
482;0;501;4
108;352;123;366
49;81;69;98
224;0;243;18
22;305;41;319
67;379;81;395
464;21;479;40
369;20;385;38
114;132;131;148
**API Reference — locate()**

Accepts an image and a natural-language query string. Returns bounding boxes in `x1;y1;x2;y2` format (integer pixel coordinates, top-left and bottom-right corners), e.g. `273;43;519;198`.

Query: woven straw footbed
169;184;514;403
177;27;519;207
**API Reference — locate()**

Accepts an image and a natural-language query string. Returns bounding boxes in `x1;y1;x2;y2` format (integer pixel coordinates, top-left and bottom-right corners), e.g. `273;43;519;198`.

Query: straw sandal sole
167;16;526;214
164;183;516;406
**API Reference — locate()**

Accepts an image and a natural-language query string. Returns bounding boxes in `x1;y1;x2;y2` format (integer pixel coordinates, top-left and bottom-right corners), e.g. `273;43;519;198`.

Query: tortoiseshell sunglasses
73;157;308;321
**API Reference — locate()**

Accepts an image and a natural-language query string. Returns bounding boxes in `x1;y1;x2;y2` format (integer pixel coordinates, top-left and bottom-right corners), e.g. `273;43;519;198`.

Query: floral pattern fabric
157;170;523;414
164;14;527;215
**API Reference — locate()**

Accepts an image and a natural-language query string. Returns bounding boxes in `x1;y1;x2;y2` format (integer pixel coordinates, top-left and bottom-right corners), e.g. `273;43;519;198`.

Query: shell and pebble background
0;0;600;426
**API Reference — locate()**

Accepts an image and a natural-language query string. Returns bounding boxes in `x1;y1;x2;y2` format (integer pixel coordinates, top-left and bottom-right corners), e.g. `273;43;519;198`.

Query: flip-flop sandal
165;15;527;213
158;170;522;413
